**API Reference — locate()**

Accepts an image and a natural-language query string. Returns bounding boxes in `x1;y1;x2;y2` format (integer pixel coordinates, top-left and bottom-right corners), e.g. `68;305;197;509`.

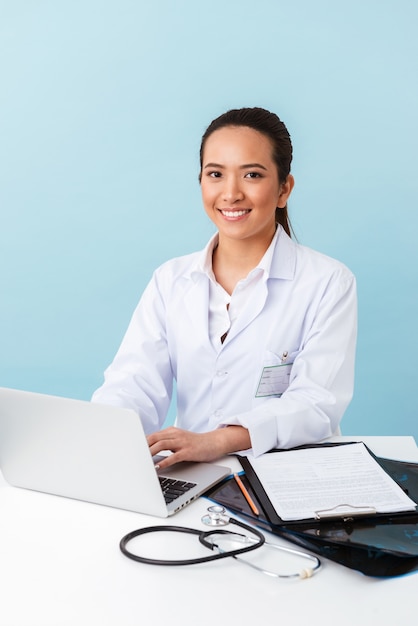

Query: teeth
221;210;250;217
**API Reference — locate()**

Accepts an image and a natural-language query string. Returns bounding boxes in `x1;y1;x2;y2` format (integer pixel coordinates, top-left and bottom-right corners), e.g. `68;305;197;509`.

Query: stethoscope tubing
120;519;265;566
119;508;321;578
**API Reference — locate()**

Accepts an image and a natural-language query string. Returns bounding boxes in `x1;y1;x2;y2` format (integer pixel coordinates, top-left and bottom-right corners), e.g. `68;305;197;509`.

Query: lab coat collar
266;226;297;281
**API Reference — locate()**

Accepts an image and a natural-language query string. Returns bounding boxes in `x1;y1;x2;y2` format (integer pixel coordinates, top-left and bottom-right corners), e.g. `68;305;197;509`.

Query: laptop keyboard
159;476;197;504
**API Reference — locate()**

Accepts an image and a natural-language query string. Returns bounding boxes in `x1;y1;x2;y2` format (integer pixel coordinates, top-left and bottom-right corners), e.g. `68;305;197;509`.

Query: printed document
249;443;416;521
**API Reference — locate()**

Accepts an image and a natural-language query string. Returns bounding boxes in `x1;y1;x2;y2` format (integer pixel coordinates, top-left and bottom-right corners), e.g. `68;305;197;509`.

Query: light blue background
1;1;417;439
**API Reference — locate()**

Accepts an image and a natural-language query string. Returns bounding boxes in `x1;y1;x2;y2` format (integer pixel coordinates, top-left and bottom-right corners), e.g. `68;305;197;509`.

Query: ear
277;174;295;208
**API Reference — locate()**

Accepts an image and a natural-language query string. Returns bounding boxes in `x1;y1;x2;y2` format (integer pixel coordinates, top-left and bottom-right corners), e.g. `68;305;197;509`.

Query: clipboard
206;442;418;527
204;443;418;577
238;442;418;525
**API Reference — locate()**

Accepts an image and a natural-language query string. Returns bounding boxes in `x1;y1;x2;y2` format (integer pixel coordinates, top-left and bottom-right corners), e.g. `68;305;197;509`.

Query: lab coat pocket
255;349;298;398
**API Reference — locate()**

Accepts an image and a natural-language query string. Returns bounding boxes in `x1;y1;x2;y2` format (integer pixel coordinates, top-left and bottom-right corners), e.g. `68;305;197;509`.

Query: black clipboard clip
315;504;377;521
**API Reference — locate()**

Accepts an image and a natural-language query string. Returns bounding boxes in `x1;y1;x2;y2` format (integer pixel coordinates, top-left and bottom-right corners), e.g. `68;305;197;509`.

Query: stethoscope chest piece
201;505;230;526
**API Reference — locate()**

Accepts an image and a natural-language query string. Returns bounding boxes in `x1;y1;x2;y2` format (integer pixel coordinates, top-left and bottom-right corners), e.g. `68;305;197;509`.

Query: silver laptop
0;387;230;517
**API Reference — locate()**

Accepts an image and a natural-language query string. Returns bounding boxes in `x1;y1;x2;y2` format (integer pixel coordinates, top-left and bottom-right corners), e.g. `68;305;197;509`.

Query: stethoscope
120;505;321;579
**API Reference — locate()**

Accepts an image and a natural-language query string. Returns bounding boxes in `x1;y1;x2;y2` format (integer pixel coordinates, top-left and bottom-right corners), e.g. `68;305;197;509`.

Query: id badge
255;363;293;398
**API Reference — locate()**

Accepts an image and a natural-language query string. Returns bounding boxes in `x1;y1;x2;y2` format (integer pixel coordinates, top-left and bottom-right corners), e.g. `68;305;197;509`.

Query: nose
222;175;244;203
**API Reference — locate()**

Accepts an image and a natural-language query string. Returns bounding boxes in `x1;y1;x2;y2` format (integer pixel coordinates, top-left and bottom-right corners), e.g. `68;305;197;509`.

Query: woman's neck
212;231;275;295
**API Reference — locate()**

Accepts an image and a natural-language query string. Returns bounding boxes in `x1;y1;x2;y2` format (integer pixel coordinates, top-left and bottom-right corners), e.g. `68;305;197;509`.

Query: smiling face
200;125;294;247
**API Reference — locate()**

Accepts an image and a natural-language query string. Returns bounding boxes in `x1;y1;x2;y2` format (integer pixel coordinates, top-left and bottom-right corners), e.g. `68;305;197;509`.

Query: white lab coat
92;227;357;456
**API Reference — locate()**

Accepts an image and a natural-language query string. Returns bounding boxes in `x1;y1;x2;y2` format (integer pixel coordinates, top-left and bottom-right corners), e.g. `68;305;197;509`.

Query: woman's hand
146;425;251;470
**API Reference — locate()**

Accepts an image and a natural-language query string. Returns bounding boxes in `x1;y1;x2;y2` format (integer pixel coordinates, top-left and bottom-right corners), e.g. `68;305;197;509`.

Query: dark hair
199;107;294;237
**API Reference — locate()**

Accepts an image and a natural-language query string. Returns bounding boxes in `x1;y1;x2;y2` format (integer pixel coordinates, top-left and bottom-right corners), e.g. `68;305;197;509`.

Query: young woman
92;107;357;470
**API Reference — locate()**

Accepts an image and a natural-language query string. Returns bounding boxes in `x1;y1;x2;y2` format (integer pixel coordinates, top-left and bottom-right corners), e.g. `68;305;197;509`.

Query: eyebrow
203;162;268;171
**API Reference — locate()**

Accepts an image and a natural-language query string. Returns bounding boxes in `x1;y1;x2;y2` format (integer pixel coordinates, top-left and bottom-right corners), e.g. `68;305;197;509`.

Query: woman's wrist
216;425;251;456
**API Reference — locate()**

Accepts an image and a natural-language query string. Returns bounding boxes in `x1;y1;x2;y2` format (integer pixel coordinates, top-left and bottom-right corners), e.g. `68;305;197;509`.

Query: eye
207;170;222;178
244;171;262;179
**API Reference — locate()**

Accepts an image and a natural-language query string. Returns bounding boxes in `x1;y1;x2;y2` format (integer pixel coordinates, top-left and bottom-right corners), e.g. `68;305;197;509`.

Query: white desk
0;436;417;626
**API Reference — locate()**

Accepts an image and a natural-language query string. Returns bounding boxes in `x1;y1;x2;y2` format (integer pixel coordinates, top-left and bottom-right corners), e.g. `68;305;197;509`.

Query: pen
234;473;259;516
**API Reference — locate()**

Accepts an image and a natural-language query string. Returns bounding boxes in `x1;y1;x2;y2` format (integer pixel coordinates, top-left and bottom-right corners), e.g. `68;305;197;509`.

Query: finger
148;431;187;458
148;439;175;457
147;426;179;447
154;453;181;471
